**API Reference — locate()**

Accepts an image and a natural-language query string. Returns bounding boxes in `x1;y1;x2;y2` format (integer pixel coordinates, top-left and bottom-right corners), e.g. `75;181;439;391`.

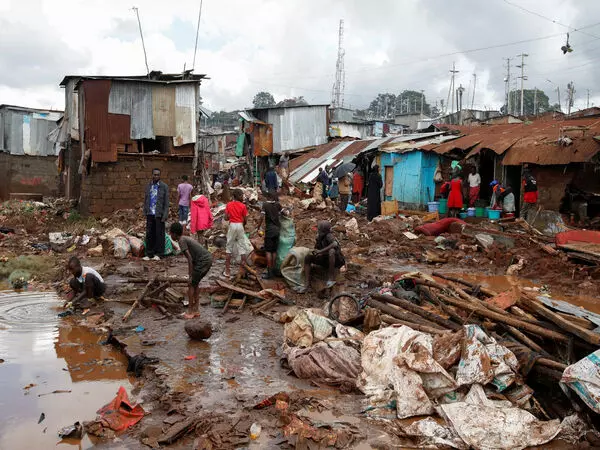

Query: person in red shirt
224;189;253;278
521;167;538;222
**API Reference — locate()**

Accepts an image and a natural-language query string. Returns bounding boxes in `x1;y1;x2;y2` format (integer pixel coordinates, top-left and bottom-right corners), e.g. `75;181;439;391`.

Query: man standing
264;166;278;193
467;166;481;207
338;173;351;212
256;191;282;279
367;165;383;222
177;175;193;225
224;189;253;278
143;168;169;261
521;166;538;222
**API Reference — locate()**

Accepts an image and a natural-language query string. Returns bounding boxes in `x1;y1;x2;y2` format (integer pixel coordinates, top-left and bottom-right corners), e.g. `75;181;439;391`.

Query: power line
502;0;600;40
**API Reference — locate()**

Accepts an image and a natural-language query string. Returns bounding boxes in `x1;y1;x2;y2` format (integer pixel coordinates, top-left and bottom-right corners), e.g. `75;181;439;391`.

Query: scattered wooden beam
123;278;156;322
380;313;450;335
127;276;189;284
434;292;569;342
371;293;461;331
519;291;600;346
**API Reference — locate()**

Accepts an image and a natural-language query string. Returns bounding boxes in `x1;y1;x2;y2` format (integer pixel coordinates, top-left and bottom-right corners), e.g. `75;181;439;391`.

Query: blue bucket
427;201;439;212
487;208;501;220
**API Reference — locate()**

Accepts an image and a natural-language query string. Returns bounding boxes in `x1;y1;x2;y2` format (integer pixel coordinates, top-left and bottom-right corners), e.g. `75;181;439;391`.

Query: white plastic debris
561;349;600;413
475;233;494;249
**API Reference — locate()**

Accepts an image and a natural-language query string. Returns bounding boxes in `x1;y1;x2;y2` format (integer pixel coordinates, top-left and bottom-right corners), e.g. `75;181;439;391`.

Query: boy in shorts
224;189;252;278
169;222;213;319
256;191;282;279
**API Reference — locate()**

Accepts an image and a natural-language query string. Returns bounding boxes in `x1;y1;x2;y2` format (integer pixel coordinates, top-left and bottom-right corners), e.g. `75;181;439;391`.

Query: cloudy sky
1;0;599;113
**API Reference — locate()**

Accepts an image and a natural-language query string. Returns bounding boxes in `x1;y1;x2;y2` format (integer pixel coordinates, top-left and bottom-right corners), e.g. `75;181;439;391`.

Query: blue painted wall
380;151;439;206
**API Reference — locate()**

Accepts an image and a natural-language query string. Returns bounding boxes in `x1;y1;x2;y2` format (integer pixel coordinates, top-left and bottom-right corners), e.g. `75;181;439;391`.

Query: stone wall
0;153;59;200
79;154;194;217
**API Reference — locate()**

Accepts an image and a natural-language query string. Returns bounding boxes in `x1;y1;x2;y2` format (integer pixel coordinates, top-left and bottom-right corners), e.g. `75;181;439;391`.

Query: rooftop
59;71;208;87
0;104;63;114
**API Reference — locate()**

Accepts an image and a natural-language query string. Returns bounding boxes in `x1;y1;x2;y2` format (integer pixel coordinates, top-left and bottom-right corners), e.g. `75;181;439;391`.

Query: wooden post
123;277;156;322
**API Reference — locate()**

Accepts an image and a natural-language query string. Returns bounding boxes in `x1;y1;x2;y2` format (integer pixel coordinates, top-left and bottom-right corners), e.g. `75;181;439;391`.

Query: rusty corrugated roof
427;118;600;165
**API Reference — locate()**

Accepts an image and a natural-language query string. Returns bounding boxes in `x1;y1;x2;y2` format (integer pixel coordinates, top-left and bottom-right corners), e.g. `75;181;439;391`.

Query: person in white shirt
467;166;482;207
68;257;106;309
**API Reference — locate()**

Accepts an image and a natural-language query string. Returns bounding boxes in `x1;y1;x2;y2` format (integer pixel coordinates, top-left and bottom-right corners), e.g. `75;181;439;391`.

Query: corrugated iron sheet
152;86;176;137
265;106;329;153
108;81;154;140
83;80;133;162
174;84;196;146
290;141;354;183
7;111;24;155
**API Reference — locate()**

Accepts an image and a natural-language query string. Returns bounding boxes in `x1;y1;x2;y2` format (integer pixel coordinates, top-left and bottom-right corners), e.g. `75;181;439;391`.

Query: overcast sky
1;0;599;113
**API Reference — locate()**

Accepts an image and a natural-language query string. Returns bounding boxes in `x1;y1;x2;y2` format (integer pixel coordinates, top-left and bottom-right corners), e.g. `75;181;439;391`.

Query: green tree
396;90;431;116
276;96;308;107
252;91;276;108
367;93;396;118
503;89;551;116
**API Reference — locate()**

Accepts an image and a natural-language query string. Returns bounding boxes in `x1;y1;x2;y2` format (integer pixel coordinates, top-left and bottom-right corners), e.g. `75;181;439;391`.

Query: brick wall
79;154;194;217
0;153;59;200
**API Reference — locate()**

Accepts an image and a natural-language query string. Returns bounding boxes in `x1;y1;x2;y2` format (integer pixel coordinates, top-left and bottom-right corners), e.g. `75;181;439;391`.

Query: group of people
312;164;383;222
440;163;538;219
67;166;350;317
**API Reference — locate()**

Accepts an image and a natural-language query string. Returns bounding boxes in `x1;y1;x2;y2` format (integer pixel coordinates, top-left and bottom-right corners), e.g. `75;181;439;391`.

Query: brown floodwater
0;290;134;449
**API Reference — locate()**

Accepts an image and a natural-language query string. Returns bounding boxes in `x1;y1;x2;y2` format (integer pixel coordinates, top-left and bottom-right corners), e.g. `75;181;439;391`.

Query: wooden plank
519;291;600;346
379;313;450;335
123;278;156;322
371;293;461;331
434;292;569;342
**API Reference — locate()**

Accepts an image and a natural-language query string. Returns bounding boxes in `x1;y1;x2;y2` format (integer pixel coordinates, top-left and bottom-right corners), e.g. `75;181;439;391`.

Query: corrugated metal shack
288;132;459;209
57;72;209;215
329;121;372;139
248;104;329;154
0;105;63;199
427;117;600;215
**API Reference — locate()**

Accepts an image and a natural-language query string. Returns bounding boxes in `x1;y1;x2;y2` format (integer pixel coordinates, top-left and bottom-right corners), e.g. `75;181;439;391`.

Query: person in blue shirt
143;168;169;260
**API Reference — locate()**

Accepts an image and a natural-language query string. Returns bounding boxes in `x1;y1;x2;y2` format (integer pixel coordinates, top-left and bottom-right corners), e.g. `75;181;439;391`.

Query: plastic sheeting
439;384;561;450
561;349;600;413
358;326;458;419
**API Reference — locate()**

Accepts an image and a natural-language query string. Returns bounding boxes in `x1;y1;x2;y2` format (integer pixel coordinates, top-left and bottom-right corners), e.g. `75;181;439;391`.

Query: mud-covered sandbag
113;236;131;259
128;236;144;257
276;216;296;270
280;247;311;288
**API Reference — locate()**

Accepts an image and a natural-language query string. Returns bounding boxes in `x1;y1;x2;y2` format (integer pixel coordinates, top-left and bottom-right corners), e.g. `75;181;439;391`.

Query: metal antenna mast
331;19;346;108
132;6;150;75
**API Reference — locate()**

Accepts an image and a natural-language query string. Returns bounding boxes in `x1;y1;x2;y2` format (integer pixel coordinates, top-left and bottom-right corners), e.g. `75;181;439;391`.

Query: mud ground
2;197;600;447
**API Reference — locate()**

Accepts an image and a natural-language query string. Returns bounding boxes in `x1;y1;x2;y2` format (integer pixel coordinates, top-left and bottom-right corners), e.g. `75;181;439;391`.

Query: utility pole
557;86;561;112
471;73;477;110
504;58;511;115
447;62;459;115
132;7;150;75
516;53;528;116
587;89;590;109
457;85;465;125
420;90;425;115
533;87;537;116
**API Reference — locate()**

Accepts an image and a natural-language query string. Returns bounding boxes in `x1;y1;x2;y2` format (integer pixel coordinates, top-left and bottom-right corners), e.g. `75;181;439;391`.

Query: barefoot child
169;222;213;319
67;256;106;309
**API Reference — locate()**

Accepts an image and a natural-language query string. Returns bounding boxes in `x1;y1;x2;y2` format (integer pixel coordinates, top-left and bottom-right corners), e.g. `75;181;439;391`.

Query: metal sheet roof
289;141;353;183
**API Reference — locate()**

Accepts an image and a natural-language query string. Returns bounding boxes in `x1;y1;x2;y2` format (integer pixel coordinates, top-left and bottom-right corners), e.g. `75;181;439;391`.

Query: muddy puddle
0;290;133;449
